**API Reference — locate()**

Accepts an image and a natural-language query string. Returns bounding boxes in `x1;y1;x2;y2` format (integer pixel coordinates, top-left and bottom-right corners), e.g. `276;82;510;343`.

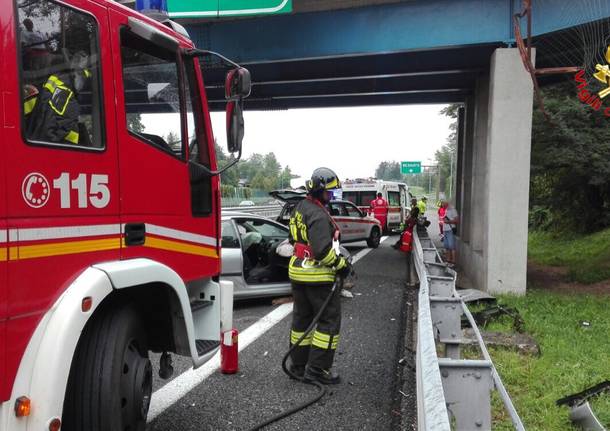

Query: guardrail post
428;276;454;297
438;359;494;430
430;297;463;359
422;247;438;262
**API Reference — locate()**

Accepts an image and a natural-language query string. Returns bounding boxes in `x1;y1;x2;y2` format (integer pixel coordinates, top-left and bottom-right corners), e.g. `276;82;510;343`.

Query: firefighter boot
304;366;341;385
288;363;306;380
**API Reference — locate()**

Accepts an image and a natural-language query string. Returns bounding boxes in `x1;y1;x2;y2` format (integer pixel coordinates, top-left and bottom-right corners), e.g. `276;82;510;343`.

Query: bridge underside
204;44;499;111
188;0;610;111
185;1;610;294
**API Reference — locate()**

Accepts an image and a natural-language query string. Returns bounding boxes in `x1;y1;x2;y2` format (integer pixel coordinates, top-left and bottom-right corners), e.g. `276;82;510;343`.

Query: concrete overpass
179;0;610;295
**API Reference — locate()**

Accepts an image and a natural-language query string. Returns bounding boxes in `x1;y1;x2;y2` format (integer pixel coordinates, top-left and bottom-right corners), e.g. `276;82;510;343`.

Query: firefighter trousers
289;281;341;371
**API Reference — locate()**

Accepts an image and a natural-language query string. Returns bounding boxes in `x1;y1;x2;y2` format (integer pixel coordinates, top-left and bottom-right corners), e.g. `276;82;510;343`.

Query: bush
528;206;552;230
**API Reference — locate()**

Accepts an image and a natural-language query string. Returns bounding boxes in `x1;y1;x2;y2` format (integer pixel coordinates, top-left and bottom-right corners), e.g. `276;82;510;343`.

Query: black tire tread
63;301;147;431
367;227;381;248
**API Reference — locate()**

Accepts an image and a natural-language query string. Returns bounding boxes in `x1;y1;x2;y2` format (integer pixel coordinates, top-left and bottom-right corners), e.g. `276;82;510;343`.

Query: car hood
269;189;307;204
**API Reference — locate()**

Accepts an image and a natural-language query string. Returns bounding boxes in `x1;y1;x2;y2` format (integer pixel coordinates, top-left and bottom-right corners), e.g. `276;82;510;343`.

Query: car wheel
367;227;381;248
62;302;152;431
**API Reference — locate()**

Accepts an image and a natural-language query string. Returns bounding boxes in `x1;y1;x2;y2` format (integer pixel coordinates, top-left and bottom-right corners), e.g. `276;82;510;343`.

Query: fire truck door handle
125;223;146;246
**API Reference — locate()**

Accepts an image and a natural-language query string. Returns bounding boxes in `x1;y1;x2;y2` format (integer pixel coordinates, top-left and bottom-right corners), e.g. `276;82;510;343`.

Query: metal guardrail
413;227;526;430
222;204;283;219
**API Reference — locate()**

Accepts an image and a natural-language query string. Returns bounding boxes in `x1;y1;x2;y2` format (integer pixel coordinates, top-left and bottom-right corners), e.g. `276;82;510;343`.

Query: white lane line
148;303;293;421
147;236;388;422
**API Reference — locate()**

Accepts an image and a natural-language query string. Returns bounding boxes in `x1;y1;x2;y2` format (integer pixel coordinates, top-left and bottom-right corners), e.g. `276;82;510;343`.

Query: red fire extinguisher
220;328;239;374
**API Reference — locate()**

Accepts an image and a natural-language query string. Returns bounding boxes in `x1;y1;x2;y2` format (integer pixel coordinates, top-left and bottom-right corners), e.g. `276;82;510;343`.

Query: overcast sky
210;105;453;187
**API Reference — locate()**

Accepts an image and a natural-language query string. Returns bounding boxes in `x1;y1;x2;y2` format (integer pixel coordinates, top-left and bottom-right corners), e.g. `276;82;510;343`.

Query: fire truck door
110;8;219;281
2;0;121;344
0;57;6;401
5;0;119;389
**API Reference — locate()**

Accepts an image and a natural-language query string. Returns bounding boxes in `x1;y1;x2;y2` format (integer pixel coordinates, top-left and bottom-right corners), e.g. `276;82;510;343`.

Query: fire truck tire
62;302;152;431
367;227;381;248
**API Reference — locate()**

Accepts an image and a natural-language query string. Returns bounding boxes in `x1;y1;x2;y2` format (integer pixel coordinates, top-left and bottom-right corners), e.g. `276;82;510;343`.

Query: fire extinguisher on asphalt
220;328;239;374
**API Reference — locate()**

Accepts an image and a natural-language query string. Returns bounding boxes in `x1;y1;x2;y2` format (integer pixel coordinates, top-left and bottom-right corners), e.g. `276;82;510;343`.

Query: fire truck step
196;339;221;356
190;299;214;312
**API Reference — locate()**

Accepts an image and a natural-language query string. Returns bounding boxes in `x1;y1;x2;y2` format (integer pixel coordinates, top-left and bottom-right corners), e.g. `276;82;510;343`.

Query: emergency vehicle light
14;396;31;417
136;0;169;20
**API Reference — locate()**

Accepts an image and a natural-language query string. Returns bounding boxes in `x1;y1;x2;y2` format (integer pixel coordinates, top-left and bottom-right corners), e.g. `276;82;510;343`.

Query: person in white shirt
442;202;459;265
21;18;49;71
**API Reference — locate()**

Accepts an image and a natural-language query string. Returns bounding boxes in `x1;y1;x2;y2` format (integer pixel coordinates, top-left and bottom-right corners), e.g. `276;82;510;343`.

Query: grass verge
528;228;610;284
481;290;610;430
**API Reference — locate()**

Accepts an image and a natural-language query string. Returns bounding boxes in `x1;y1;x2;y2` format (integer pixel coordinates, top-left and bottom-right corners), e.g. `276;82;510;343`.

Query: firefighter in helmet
24;50;91;145
288;167;351;385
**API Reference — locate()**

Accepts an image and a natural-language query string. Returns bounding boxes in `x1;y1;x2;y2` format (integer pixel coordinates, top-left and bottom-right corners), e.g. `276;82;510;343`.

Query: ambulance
0;0;248;429
342;179;410;232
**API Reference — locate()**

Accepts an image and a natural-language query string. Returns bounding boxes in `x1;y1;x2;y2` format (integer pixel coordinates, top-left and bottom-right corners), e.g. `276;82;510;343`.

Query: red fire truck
1;1;249;429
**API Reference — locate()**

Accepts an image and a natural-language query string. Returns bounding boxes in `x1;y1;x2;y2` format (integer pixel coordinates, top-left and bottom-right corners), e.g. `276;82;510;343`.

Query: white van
342;179;410;232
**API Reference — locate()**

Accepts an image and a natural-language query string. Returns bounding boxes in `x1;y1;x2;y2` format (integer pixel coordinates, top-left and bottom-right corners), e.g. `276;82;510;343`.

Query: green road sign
401;161;422;174
168;0;293;18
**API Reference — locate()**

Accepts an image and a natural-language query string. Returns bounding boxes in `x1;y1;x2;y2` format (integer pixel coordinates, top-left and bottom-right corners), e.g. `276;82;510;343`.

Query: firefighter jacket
288;198;347;284
25;74;80;145
417;200;427;216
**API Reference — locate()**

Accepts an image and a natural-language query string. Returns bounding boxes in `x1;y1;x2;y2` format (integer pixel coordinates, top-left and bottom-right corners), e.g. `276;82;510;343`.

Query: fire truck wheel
367;227;381;249
62;302;152;431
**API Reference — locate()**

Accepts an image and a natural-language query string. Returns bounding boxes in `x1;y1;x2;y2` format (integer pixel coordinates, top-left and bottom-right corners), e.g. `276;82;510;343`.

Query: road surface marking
147;236;389;422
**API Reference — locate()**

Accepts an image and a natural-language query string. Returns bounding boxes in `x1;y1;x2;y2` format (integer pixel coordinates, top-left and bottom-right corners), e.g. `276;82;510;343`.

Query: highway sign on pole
401;161;422;174
168;0;293;18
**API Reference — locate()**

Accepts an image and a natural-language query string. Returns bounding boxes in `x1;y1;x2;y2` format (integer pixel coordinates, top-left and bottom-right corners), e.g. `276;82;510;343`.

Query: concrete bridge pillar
458;48;534;295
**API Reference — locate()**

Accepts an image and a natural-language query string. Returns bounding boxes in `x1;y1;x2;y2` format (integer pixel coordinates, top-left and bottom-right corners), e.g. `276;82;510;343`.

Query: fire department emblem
22;173;50;208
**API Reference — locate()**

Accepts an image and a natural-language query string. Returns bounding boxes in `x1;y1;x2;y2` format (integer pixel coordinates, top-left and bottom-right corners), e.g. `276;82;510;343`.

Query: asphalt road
147;237;414;431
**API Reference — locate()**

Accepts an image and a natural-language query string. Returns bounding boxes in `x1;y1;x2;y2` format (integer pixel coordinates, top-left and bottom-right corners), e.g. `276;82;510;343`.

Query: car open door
343;202;369;240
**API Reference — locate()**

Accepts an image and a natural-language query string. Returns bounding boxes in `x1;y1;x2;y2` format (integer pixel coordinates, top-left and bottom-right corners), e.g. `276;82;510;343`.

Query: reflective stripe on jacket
289;198;347;284
25;75;80;145
417;200;427;215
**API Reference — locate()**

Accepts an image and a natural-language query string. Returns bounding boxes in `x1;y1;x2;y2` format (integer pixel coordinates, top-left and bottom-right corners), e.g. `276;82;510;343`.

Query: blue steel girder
186;0;610;64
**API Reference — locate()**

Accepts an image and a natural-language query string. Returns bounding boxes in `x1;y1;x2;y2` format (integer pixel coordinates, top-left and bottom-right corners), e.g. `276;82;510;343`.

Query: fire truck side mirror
225;68;249;154
226;100;244;154
225;68;251;100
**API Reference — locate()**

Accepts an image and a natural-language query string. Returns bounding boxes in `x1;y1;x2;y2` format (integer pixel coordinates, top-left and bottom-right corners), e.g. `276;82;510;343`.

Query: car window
221;221;240;248
388;191;401;206
18;0;104;149
329;202;348;217
344;203;362;218
239;219;287;239
121;27;183;158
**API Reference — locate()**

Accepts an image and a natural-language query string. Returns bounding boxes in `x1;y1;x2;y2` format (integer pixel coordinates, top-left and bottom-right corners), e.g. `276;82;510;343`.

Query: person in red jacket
370;192;389;232
438;200;447;239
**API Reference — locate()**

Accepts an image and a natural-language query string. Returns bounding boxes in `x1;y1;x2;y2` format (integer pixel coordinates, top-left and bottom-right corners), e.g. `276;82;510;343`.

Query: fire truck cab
0;0;248;429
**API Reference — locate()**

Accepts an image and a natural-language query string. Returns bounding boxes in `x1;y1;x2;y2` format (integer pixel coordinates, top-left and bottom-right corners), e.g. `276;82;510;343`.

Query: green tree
215;142;239;187
375;161;402;181
530;81;610;232
165;131;180;152
127;114;145;134
436;104;460;197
